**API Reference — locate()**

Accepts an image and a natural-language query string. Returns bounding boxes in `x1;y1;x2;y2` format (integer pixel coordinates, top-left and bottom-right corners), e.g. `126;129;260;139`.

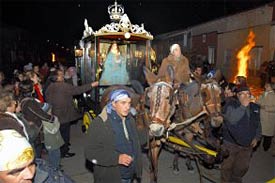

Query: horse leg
149;144;161;183
186;156;195;173
172;151;180;175
184;132;195;174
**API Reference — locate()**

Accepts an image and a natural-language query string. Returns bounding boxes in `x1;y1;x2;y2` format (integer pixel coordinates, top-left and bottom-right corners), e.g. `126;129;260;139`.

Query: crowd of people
0;62;98;182
0;43;275;183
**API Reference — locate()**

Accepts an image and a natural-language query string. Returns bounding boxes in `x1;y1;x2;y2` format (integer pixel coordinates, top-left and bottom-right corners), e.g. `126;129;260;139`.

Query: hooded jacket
158;54;190;85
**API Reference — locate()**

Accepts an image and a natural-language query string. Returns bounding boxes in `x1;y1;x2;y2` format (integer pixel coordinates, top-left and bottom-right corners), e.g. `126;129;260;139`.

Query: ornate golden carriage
74;1;154;104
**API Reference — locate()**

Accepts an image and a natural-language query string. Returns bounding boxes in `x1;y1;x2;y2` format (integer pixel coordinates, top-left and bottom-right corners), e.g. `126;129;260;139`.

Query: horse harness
146;81;175;127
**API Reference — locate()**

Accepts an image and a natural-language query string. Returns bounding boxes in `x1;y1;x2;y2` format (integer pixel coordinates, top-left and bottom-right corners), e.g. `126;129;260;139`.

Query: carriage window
99;42;129;85
98;41;147;86
127;43;146;84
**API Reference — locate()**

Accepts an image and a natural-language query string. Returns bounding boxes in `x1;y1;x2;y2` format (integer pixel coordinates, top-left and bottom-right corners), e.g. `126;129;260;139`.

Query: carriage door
127;42;147;84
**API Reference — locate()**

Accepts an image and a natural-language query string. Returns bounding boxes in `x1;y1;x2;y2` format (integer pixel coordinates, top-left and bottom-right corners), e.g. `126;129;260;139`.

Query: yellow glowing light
235;31;256;79
51;53;56;62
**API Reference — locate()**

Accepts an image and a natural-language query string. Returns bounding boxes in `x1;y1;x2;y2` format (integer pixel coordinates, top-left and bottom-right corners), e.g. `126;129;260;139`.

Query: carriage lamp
124;32;131;39
134;50;143;58
74;48;83;57
101;53;107;61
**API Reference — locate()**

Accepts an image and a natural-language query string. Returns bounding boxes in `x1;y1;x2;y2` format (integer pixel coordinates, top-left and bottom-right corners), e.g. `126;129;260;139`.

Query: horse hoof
173;168;180;175
187;166;195;174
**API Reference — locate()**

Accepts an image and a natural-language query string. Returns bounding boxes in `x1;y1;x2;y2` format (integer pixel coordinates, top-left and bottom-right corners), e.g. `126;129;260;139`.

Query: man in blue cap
221;86;261;183
84;89;144;183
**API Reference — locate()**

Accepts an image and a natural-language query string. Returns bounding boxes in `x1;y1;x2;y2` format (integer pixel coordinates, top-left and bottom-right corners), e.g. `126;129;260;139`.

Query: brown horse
143;66;224;182
143;65;179;183
171;79;223;173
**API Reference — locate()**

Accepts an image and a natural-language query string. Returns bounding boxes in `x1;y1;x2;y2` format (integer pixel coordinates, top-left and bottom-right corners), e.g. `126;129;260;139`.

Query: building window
202;34;206;43
208;46;215;64
223;49;233;80
183;33;187;47
249;46;263;75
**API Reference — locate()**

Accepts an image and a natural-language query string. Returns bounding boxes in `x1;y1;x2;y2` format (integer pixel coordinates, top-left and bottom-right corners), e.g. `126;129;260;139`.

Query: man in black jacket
84;89;144;183
221;86;261;183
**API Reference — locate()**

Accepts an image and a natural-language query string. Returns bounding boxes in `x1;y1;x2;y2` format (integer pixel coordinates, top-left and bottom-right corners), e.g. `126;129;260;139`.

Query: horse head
201;80;223;127
144;65;177;137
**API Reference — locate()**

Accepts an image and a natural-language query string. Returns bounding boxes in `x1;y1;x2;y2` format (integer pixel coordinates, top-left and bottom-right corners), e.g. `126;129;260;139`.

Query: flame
235;31;255;79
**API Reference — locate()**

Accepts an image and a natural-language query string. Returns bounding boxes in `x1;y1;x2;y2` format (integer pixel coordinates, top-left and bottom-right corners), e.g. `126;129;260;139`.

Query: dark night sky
1;0;274;47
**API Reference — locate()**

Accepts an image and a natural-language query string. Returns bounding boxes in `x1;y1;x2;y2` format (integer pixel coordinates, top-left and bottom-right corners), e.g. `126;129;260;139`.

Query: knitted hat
0;129;34;171
236;86;250;93
207;70;216;79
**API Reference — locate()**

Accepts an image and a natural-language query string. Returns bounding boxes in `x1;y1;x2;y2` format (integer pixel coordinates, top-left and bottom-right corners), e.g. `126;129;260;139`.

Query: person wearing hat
24;63;33;72
84;89;144;183
235;76;247;88
221;86;261;183
0;129;74;183
0;129;36;183
19;92;63;170
157;43;191;87
18;80;55;158
99;42;129;85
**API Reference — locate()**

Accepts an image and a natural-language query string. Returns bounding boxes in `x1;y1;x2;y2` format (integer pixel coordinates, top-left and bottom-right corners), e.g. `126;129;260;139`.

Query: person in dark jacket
17;80;55;158
45;69;98;158
84;89;144;183
221;86;261;183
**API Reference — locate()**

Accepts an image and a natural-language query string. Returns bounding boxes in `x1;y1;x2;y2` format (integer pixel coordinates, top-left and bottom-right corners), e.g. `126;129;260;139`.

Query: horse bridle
145;81;175;127
203;82;221;116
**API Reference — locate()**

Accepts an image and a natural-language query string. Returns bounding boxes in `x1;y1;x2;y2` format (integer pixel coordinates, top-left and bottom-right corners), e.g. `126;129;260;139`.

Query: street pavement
60;121;275;183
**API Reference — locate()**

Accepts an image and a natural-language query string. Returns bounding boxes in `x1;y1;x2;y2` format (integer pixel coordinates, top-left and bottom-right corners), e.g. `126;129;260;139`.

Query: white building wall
154;3;274;79
217;25;272;80
191;5;273;36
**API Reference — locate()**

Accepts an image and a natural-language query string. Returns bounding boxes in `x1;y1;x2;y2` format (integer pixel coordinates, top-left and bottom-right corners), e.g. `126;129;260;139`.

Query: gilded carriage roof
82;1;153;41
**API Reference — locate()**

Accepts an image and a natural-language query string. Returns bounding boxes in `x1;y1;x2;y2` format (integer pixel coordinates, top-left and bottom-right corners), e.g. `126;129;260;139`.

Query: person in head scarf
84;89;144;183
157;43;191;86
99;43;130;85
0;129;36;183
